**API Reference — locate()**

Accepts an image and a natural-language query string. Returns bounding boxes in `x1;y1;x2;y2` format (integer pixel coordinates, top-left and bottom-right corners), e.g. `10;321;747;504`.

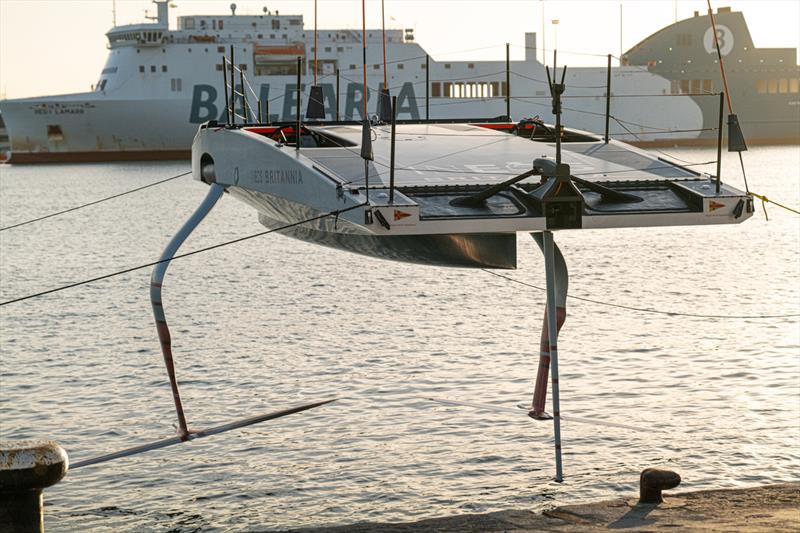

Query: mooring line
481;269;800;320
0;171;191;232
0;202;366;307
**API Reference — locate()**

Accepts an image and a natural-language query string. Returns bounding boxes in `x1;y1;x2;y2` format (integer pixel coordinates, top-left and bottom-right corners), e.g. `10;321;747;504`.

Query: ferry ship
0;2;797;163
623;6;799;145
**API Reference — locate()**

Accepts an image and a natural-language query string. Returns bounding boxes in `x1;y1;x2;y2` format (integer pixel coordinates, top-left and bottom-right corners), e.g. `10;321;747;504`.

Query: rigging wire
0;203;366;307
0;171;191;232
481;269;800;320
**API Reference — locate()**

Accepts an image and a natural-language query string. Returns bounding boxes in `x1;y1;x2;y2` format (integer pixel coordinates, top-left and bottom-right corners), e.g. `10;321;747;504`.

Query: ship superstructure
0;2;794;163
624;6;800;144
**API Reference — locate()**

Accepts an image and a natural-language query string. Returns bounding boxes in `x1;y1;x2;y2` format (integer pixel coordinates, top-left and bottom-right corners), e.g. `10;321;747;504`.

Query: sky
1;0;798;99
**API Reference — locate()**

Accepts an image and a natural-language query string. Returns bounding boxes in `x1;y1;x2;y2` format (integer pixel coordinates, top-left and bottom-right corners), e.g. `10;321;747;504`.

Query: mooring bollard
0;440;69;533
639;468;681;504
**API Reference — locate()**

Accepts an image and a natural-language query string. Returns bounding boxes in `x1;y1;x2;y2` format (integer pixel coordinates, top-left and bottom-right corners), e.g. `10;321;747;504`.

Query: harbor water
1;146;798;531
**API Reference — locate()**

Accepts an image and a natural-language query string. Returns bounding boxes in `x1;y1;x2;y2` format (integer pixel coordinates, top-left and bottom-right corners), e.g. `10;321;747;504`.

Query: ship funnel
155;0;169;26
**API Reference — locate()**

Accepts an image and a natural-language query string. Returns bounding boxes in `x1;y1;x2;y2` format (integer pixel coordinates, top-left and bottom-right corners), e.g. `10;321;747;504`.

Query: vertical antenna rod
425;54;430;121
296;56;302;151
377;0;392;122
222;56;230;125
715;91;724;194
229;46;236;124
313;0;318;87
361;0;369;123
604;53;611;143
240;69;249;123
381;0;388;90
707;0;733;113
389;95;397;204
336;68;340;121
359;0;373;207
505;43;511;119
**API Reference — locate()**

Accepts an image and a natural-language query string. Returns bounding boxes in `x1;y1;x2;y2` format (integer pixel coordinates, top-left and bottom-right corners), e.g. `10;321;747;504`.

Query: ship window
501;81;508;97
213;20;216;30
219;20;223;30
151;65;156;72
171;78;176;91
239;64;247;71
216;63;224;71
467;63;474;69
421;63;426;69
778;79;789;93
270;34;275;39
768;79;778;93
272;20;280;30
431;82;441;97
325;47;332;52
756;79;767;94
258;34;263;39
162;65;168;72
314;59;337;75
790;79;799;93
670;80;679;94
690;79;701;93
397;63;404;70
254;58;304;76
350;64;356;70
282;34;287;39
443;82;452;97
218;46;225;53
290;19;301;25
444;63;451;69
139;65;145;73
102;67;118;74
99;79;107;91
680;79;690;94
373;64;380;70
491;81;500;96
184;18;195;30
337;47;344;52
47;125;64;141
702;79;712;93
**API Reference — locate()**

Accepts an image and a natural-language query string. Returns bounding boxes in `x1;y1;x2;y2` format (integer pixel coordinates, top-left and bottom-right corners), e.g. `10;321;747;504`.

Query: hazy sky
1;0;798;98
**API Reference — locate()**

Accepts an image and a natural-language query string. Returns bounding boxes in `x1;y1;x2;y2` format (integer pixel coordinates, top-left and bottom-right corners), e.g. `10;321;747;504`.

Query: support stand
531;231;567;482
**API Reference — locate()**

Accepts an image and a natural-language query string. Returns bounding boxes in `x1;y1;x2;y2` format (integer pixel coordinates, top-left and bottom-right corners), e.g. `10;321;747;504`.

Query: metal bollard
639;468;681;504
0;440;69;533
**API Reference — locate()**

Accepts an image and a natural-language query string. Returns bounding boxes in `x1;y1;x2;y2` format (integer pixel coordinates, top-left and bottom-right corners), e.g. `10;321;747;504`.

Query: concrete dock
284;483;799;533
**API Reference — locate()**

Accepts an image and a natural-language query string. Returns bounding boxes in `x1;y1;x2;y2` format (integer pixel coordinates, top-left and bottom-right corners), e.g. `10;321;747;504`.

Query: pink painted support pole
529;232;568;418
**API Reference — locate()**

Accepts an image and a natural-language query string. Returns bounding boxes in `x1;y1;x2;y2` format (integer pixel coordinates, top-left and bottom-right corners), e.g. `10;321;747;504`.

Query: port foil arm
150;183;225;439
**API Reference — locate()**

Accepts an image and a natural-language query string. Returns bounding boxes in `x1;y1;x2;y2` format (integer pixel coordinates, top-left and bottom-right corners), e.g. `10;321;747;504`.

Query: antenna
546;49;567;165
706;0;747;152
360;0;373;214
377;0;392;122
112;0;117;27
306;0;325;119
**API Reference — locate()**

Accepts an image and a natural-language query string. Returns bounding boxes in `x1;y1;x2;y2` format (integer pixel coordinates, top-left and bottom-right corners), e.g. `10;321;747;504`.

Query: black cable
0;202;366;307
0;171;191;232
482;269;800;320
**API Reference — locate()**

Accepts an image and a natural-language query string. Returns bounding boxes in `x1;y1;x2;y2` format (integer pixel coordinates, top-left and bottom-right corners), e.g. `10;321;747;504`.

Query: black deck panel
564;142;698;180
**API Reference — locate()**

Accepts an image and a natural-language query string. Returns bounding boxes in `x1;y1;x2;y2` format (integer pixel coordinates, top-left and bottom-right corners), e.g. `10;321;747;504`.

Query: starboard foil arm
150;183;225;438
